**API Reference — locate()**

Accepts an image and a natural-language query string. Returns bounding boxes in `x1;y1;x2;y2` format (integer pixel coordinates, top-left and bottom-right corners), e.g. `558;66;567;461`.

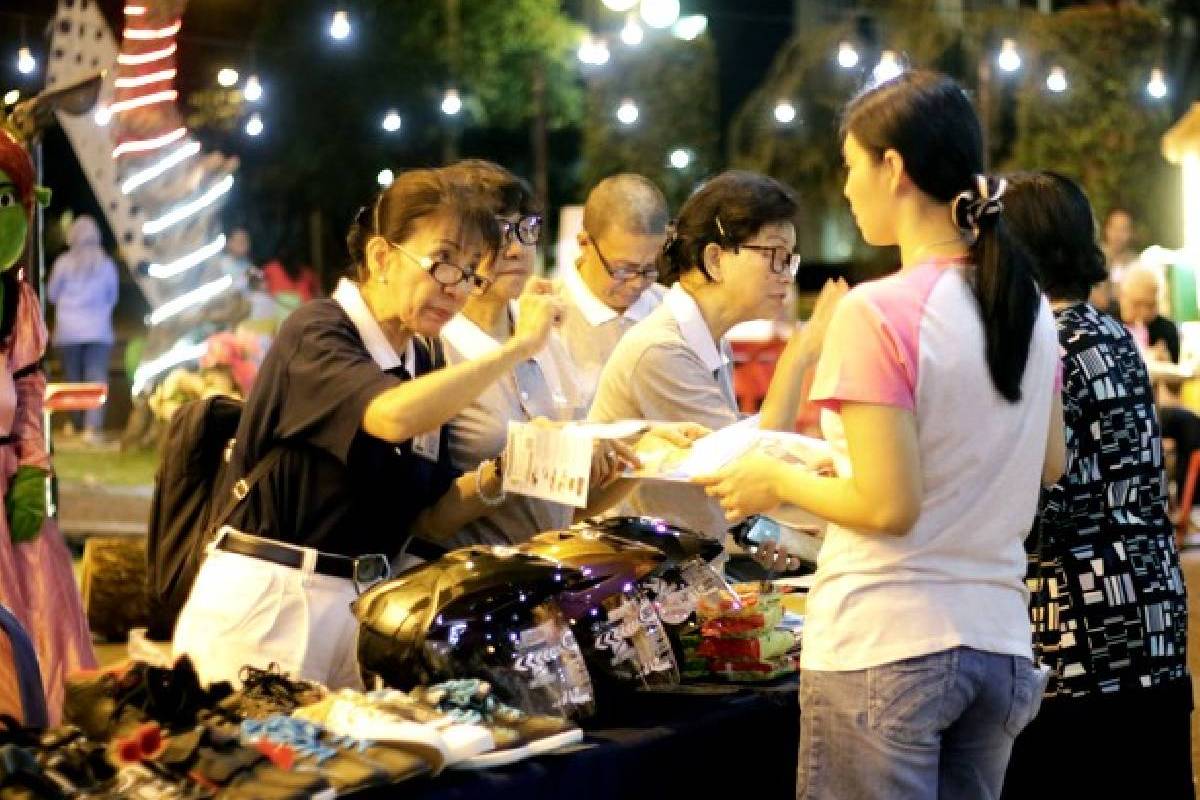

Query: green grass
53;447;158;486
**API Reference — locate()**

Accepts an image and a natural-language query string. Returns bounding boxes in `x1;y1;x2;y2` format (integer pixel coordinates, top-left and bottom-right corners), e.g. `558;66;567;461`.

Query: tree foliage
580;34;719;210
1008;5;1173;244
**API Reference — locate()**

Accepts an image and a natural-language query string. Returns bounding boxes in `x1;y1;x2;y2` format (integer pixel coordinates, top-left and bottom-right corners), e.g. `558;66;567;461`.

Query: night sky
3;0;796;236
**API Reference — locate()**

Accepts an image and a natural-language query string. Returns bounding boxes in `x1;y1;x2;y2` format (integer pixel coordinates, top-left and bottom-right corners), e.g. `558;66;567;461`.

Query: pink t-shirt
800;260;1060;671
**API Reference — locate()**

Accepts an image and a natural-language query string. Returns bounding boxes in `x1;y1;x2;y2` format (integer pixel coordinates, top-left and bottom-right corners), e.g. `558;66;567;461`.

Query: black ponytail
842;70;1039;402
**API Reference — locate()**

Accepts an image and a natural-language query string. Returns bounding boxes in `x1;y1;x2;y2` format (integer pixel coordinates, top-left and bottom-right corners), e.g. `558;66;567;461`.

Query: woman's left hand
590;438;640;490
693;450;785;521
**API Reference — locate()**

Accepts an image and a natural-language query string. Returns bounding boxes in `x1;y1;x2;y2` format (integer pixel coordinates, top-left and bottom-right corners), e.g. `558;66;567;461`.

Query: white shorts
172;532;363;690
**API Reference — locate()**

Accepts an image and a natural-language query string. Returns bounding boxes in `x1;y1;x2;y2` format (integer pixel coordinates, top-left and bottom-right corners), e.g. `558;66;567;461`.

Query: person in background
1091;207;1138;310
261;241;320;304
47;215;119;443
698;72;1064;798
217;226;254;292
555;174;669;404
1001;171;1191;798
1117;265;1200;518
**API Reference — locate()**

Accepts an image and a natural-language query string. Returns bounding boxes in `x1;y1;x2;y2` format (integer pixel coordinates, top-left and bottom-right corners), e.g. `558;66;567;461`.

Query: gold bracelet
475;458;506;507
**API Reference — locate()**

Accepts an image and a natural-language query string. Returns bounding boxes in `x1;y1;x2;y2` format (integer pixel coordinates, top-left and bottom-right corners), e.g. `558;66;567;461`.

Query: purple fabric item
46;216;119;345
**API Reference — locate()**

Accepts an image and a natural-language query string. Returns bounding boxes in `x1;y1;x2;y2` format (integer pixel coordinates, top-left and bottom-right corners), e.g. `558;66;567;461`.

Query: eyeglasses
737;244;802;278
385;241;492;296
498;214;542;247
588;232;659;283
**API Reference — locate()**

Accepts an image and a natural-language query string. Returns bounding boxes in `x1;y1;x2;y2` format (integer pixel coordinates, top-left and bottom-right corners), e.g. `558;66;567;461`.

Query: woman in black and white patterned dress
1002;172;1192;799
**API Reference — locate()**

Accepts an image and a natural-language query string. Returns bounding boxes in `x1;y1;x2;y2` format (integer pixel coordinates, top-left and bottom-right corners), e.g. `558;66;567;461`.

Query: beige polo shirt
554;259;666;406
442;306;586;546
587;284;739;541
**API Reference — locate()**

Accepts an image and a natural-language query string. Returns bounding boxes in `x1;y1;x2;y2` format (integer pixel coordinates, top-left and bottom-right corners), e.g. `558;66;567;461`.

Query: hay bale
80;537;149;642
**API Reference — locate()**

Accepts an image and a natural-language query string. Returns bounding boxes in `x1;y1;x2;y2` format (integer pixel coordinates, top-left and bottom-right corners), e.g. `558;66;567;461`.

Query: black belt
217;530;388;586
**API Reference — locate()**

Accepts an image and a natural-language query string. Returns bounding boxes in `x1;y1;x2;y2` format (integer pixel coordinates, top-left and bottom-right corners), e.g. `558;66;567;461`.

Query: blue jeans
797;648;1047;800
56;342;110;431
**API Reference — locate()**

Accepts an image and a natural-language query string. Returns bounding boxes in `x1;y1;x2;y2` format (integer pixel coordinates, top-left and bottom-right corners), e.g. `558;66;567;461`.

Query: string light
3;90;18;107
774;100;797;124
329;10;351;41
1148;68;1168;100
837;42;859;69
671;15;707;41
16;47;35;76
131;339;209;394
245;113;264;136
377;168;394;187
1046;65;1067;93
640;0;680;29
117;43;177;66
121;141;201;193
148;275;234;326
124;20;182;40
381;110;402;132
112;126;187;158
243;75;263;102
109;89;178;115
147;233;225;279
997;39;1021;73
620;15;643;47
669;148;691;169
873;50;903;83
578;34;611;66
602;0;638;10
216;68;239;88
142;174;235;235
441;88;463;116
616;98;639;125
114;68;177;89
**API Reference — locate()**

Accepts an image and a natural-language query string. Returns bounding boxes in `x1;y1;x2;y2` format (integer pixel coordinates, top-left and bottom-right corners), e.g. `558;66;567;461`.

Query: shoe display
220;664;326;720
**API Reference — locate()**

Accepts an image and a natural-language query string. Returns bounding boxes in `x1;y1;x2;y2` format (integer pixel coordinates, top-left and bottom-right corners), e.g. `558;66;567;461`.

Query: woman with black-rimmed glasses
173;168;563;690
587;170;842;544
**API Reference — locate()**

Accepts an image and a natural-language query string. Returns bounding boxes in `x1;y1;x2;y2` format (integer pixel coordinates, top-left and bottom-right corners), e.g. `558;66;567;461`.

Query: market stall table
359;678;800;800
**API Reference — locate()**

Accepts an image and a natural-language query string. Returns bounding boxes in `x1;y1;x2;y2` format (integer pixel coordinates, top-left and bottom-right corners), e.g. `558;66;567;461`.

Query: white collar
559;257;659;327
332;278;414;371
441;301;573;410
664;283;729;373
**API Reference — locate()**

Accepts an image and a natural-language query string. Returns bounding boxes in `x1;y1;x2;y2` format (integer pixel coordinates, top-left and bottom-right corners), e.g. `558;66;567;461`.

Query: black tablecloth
361;678;800;800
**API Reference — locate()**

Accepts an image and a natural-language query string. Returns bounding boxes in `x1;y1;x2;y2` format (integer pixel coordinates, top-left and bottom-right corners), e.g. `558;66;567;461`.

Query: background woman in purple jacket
47;215;119;441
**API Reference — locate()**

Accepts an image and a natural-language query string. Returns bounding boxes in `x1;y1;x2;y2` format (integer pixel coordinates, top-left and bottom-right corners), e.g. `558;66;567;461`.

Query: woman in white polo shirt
588;170;838;545
698;71;1067;798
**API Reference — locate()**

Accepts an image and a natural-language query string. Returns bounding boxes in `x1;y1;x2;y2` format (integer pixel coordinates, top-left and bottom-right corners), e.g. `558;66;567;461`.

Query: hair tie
952;174;1006;244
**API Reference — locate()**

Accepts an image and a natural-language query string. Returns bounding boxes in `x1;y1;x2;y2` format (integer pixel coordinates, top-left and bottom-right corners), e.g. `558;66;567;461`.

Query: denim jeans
797;647;1048;800
56;342;110;431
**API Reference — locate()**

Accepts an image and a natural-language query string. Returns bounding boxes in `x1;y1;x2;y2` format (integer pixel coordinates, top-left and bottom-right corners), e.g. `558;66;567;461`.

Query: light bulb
997;39;1021;73
381;110;402;132
217;67;239;88
873;51;903;83
441;88;463;116
1046;66;1067;93
621;16;643;47
1148;68;1168;100
377;168;394;187
329;10;351;41
669;148;691;169
616;98;639;125
242;75;262;102
774;101;797;125
837;42;859;69
245;113;263;136
671;15;707;41
3;89;18;107
16;47;35;75
602;0;638;10
640;0;680;30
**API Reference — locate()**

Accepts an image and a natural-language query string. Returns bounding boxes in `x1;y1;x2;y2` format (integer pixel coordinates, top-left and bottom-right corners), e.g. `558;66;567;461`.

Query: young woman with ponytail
698;71;1067;797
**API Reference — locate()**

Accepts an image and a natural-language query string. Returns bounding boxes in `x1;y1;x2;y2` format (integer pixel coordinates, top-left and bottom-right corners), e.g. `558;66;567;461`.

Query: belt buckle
352;554;390;595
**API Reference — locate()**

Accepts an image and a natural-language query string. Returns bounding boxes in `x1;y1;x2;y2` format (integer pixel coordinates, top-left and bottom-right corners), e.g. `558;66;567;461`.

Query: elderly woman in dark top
1001;171;1192;798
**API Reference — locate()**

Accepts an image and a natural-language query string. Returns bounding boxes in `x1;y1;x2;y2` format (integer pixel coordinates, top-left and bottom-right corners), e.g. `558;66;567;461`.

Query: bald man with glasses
556;174;670;404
